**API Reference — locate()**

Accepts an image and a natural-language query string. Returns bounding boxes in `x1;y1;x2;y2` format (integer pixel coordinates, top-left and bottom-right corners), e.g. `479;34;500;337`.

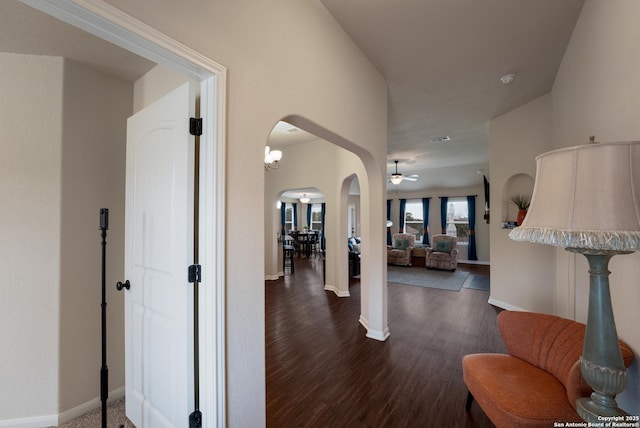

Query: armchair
425;234;458;271
387;233;415;266
462;311;634;428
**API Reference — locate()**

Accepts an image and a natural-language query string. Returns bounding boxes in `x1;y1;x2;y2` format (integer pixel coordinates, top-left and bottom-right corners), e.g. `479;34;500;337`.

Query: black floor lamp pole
100;208;109;428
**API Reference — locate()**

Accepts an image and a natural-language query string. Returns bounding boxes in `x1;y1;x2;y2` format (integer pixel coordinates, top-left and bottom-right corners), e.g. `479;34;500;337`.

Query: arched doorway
263;117;389;340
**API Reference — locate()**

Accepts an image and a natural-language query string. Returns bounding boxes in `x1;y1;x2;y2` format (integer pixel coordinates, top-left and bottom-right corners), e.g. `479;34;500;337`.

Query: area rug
463;275;490;291
387;265;470;291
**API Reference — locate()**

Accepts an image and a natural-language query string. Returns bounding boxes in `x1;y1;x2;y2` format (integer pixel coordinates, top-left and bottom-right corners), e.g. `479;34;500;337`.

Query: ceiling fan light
390;174;403;185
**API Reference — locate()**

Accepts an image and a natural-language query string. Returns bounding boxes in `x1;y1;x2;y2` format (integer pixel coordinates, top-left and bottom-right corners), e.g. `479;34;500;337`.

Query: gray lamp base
577;396;629;422
566;249;631;423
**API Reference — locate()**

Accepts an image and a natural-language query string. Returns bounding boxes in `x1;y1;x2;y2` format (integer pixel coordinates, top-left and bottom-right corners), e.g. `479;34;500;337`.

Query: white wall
488;0;640;413
103;1;388;425
0;53;132;423
489;94;555;312
133;65;187;113
0;52;63;422
59;59;132;414
551;0;640;412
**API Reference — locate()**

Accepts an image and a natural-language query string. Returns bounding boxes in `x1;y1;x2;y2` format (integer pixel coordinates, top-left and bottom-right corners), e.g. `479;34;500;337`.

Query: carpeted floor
387;265;470;291
52;398;134;428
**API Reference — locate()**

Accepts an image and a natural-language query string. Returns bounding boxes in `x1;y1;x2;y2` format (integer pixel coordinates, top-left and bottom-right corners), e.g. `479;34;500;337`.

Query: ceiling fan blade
404;175;419;181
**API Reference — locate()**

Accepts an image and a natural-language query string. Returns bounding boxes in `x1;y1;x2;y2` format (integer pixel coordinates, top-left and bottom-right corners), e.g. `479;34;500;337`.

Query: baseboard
358;314;369;333
324;284;350;297
487;296;526;312
0;414;58;428
458;260;490;266
265;273;281;281
0;387;125;428
359;315;390;341
366;327;390;341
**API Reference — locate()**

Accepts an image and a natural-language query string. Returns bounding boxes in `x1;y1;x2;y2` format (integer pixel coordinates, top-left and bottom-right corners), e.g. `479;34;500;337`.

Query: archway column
358;175;389;341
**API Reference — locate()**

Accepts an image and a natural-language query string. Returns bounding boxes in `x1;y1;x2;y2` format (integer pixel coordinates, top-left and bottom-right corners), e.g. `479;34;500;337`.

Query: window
311;204;323;231
446;198;469;243
404;200;423;240
285;205;294;232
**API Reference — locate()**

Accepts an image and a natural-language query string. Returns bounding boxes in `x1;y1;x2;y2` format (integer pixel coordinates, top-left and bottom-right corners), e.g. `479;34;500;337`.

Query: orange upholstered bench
462;311;634;428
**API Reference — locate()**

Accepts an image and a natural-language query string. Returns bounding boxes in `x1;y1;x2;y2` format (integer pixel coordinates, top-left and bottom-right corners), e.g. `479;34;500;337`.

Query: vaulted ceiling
319;0;584;191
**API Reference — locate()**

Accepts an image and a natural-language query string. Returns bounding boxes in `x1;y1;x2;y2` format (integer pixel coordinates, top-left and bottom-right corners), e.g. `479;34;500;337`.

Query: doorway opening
5;1;226;426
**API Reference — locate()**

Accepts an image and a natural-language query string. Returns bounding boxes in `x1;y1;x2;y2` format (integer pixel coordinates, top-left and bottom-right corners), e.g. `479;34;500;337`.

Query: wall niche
501;173;534;228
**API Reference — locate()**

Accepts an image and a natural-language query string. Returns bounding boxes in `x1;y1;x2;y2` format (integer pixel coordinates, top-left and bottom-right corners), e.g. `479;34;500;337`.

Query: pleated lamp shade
509;140;640;252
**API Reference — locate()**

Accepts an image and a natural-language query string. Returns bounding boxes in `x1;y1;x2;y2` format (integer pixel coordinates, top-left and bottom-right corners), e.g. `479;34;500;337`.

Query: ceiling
0;1;155;82
3;0;585;193
318;0;584;192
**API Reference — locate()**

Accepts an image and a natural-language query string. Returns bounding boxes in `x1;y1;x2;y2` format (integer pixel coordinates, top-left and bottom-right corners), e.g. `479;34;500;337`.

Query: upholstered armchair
387;233;415;266
425;234;458;271
462;311;634;428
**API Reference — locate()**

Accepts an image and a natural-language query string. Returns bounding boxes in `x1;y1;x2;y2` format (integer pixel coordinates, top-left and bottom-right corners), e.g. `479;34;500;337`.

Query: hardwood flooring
266;258;504;428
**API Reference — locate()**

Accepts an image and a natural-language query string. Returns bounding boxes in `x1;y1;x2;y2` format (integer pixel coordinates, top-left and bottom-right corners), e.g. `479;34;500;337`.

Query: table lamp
509;139;640;421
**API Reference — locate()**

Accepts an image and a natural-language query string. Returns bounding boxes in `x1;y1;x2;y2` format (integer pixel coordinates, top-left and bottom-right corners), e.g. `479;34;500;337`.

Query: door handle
116;280;130;291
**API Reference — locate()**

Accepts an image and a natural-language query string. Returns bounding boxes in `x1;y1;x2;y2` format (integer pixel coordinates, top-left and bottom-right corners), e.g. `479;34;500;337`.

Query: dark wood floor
266;258;505;428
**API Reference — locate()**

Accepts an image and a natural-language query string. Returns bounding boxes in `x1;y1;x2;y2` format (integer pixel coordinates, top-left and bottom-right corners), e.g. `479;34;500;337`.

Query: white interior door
125;82;197;427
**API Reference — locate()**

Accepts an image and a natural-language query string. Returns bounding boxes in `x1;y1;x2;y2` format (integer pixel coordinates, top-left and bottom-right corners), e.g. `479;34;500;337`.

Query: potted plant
510;194;531;226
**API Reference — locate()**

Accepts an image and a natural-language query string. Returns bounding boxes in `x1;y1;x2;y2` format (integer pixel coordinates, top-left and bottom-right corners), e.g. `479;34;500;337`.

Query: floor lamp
509;139;640;421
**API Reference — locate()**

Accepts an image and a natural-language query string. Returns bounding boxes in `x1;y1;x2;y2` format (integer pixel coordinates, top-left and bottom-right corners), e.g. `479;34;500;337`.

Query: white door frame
21;1;227;426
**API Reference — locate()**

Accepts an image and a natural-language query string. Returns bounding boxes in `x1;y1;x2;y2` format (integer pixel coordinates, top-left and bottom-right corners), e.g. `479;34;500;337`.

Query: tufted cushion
434;240;452;253
393;237;409;250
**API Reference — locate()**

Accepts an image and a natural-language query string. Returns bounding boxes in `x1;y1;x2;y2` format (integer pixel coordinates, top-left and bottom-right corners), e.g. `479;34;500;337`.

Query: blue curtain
422;197;430;245
292;203;298;230
467;196;478;260
306;204;312;229
280;203;286;235
321;203;326;250
386;199;392;245
399;199;406;232
440;197;448;234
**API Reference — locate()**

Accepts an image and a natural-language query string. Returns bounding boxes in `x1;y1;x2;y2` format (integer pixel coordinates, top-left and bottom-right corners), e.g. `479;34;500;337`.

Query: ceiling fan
388;160;419;185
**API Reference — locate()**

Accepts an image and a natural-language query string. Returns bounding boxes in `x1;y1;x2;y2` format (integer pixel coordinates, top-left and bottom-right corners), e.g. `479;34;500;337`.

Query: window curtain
440;197;448;234
467;195;478;260
280;203;286;235
321;203;326;251
399;199;406;233
306;204;312;229
422;197;430;245
386;199;392;245
292;202;298;230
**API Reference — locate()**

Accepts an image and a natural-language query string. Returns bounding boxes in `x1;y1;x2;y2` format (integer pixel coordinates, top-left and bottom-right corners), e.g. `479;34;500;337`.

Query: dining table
290;231;317;258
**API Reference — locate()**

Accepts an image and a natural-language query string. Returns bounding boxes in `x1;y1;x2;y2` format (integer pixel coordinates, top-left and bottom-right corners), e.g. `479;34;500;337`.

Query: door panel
125;82;196;427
